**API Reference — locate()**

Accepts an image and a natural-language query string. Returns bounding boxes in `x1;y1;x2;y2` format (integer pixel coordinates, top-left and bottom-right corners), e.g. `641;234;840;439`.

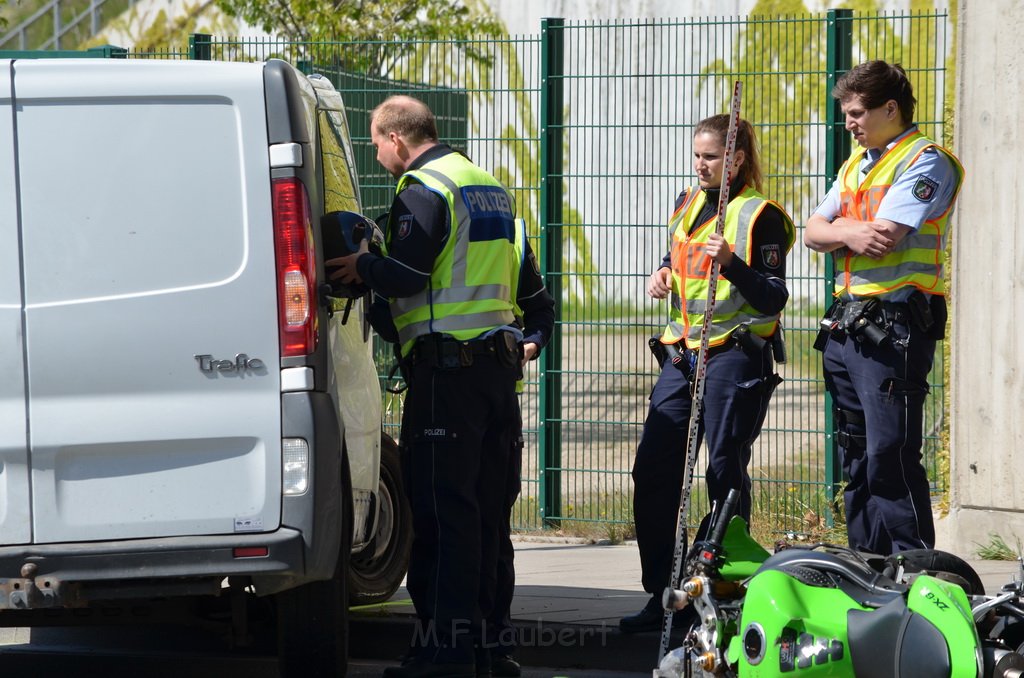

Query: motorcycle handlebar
707;489;740;550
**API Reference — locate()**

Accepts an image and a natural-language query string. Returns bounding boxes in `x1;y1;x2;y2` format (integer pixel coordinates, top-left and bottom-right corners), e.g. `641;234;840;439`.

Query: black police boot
620;595;699;634
619;595;662;633
490;654;521;677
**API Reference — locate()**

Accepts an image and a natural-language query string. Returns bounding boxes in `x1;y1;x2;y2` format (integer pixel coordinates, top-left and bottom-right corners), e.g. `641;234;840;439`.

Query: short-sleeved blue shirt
813;126;959;231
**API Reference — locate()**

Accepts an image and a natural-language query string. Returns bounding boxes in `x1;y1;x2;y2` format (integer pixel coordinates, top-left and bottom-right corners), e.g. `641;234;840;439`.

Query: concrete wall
942;0;1024;552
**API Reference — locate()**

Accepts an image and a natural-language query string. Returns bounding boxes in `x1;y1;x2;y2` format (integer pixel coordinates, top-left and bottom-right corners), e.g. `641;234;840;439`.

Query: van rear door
14;59;283;544
0;60;32;545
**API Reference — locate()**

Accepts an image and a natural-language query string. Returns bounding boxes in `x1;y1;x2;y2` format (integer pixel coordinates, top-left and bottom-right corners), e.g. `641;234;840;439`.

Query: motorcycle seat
755;548;907;607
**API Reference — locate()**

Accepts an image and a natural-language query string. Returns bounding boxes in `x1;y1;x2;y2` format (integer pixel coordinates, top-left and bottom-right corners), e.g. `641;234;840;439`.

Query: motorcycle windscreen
719;516;770;580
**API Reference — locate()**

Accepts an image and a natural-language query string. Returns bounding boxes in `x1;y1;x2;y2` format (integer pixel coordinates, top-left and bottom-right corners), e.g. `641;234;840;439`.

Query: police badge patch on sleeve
396;214;414;240
760;244;781;269
912;176;939;202
527;251;541;275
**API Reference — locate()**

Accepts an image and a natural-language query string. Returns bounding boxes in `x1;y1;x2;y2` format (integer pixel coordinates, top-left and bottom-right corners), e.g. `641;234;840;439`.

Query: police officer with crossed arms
805;61;965;556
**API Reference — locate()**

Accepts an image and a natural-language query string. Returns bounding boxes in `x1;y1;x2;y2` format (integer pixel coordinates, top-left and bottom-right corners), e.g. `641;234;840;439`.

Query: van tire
348;432;412;605
275;455;353;677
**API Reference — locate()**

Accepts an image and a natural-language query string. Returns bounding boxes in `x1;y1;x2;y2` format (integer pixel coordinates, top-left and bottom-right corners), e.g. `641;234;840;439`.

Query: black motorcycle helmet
320;210;384;298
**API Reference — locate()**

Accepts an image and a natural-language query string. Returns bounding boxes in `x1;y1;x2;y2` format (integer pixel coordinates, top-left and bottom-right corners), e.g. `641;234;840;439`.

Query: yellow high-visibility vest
388;152;517;356
835;130;964;298
661;185;795;349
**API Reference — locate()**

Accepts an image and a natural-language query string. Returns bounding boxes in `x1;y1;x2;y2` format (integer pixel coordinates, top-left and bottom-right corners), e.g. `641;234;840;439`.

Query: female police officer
621;114;795;633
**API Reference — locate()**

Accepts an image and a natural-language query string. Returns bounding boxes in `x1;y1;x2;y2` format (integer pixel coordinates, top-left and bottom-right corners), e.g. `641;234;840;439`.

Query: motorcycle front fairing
716;517;771;581
727;549;982;677
903;575;983;677
729;567;867;675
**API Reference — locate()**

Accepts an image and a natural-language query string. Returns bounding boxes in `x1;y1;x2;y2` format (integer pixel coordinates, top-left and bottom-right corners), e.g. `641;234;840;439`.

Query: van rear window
318;107;361;215
18;97;250;304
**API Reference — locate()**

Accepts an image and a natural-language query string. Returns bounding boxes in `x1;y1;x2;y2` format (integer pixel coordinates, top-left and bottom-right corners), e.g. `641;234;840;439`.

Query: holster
648;335;692;378
391;342;411;392
813;300;843;352
648;335;669;367
733;324;767;355
835;408;867;451
496;330;525;381
908;291;947;340
771;326;787;364
840;299;889;346
815;298;890;349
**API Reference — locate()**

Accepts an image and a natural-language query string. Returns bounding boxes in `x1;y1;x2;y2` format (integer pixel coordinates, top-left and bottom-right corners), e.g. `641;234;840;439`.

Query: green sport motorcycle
655;491;1024;677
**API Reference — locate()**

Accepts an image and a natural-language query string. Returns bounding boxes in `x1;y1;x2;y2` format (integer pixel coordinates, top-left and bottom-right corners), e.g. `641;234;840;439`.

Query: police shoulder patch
760;244;781;269
527;251;541;276
396;214;414;240
912;176;939;202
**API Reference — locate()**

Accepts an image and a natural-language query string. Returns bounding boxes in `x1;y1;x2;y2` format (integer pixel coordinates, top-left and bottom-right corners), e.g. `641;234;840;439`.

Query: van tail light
272;177;317;357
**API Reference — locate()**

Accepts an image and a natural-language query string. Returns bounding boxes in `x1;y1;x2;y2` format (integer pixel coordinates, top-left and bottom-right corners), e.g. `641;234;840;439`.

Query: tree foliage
214;0;503;74
1;0;26;33
402;31;602;306
700;0;826;225
81;1;237;54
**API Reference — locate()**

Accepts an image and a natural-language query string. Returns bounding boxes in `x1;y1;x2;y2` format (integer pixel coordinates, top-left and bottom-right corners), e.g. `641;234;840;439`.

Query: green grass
511;471;850;549
512;492;636;544
975;533;1023;561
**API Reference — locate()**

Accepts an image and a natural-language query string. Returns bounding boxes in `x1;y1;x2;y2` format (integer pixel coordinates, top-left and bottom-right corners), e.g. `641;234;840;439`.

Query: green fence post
823;8;852;525
189;33;212;61
296;59;312;75
540;17;564;528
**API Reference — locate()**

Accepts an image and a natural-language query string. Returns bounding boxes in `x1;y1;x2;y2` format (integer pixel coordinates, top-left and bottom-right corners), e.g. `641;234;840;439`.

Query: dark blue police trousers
822;321;936;555
399;351;519;666
632;342;775;595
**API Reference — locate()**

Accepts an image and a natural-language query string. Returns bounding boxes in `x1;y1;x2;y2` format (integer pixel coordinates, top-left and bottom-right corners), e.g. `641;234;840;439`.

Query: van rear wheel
349;432;412;605
275;452;353;677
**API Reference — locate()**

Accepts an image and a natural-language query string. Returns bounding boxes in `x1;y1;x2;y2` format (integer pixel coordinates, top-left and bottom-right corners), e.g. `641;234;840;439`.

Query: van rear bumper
0;529;305;610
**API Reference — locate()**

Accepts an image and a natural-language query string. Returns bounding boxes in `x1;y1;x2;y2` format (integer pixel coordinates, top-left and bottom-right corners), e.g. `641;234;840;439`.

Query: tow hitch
0;563;71;610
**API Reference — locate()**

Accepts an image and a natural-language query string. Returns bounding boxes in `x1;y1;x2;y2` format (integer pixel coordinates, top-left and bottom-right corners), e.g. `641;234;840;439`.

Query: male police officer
482;217;553;678
804;61;964;555
330;96;547;678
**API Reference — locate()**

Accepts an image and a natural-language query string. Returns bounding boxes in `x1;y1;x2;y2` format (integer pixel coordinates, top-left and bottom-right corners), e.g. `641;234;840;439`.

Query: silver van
0;56;410;675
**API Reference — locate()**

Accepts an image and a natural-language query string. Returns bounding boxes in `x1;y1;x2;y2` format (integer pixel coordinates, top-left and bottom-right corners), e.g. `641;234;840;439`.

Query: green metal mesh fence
521;11;951;534
115;9;952;537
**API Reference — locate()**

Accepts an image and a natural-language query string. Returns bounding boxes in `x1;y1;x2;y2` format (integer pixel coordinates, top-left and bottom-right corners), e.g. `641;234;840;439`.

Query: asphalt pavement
351;538;658;676
0;537;1017;677
351;536;1023;677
